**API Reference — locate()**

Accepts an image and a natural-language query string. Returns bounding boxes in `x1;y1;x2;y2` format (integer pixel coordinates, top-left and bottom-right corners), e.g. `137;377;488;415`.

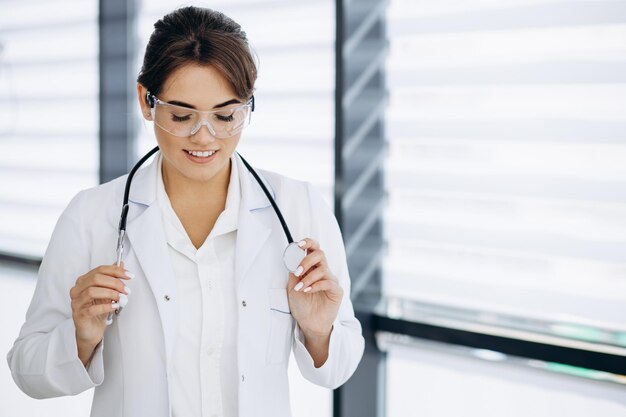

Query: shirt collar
128;150;275;215
213;153;240;236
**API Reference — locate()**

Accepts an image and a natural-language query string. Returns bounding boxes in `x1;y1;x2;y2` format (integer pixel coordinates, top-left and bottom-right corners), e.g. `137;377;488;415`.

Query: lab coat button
241;300;247;307
241;374;245;382
164;295;171;301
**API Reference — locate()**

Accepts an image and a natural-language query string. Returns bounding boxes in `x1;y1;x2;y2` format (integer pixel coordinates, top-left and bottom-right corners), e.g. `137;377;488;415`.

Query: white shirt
155;153;240;417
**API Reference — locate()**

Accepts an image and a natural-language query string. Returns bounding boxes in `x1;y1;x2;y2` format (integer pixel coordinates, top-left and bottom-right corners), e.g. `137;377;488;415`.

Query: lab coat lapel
123;153;178;368
115;151;275;365
234;154;273;288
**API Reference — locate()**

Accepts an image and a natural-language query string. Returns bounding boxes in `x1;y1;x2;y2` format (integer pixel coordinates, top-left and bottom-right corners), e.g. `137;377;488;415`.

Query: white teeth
187;150;216;157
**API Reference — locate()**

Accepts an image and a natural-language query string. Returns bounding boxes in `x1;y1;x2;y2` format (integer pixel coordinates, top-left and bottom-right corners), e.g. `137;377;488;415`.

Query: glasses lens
210;105;251;138
153;102;251;138
153;103;200;137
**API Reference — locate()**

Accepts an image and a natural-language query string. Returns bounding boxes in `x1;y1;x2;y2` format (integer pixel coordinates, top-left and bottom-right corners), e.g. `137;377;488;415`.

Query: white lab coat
7;152;365;417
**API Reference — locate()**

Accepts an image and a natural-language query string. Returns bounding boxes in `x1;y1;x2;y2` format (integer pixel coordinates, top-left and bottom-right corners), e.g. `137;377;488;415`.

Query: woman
7;6;364;417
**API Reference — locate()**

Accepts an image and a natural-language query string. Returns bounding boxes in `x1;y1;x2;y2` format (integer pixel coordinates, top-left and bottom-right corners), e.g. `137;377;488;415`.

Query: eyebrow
166;98;241;109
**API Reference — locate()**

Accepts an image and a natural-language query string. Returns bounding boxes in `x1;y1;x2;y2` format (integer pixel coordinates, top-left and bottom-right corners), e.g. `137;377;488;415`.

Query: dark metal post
334;0;389;416
99;0;137;183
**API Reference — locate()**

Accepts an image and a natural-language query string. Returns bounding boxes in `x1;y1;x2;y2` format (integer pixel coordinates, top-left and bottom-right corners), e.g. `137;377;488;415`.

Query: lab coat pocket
266;288;294;365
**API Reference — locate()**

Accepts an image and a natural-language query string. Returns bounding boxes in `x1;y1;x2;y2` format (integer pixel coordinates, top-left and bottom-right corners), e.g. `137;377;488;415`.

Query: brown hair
137;6;257;102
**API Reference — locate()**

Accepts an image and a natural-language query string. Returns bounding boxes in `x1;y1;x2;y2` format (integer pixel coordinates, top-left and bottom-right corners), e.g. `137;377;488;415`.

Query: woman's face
137;64;244;184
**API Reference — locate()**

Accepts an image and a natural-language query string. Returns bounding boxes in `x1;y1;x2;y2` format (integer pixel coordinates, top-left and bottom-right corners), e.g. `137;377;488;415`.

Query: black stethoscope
106;146;306;324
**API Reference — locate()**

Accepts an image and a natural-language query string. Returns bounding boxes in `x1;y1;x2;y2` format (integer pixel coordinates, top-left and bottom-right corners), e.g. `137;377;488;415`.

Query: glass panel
384;0;626;329
0;0;99;257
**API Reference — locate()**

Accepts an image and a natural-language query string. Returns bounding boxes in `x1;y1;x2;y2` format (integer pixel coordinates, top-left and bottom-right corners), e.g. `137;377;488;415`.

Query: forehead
160;64;237;107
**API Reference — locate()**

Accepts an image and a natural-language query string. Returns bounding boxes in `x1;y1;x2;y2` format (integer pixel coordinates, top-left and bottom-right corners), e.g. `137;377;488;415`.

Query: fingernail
124;285;131;295
294;266;304;277
111;302;120;309
298;240;306;247
119;294;128;307
303;286;312;293
124;271;135;279
294;282;304;292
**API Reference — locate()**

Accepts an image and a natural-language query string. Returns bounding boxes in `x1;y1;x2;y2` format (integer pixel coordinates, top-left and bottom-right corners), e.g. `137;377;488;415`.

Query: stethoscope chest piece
108;147;306;326
283;242;306;273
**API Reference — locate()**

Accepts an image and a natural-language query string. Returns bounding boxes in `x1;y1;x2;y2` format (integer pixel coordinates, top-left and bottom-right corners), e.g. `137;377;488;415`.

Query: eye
214;106;244;122
171;113;191;122
215;113;234;122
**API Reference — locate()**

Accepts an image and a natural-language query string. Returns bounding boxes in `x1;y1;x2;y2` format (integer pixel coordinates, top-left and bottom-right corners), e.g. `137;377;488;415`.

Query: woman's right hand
70;261;132;350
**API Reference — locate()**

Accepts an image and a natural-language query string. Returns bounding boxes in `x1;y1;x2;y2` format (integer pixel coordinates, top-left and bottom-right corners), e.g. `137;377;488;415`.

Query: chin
181;156;228;182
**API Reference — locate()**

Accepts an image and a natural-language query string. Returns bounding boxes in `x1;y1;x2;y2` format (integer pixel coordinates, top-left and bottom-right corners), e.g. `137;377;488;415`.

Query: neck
162;158;231;208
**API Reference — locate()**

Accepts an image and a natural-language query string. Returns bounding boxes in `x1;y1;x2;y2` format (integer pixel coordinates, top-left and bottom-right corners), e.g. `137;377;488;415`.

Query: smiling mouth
185;149;218;158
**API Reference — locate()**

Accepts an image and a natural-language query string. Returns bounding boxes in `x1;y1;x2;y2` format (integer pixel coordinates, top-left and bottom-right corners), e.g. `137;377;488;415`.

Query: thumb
287;272;300;291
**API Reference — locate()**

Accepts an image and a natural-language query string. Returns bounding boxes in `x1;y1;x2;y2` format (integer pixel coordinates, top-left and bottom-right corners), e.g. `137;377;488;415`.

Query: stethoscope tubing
106;146;298;324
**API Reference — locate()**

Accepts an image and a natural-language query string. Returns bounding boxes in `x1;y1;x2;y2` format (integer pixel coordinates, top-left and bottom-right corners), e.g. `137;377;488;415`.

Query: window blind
0;0;99;259
383;0;626;328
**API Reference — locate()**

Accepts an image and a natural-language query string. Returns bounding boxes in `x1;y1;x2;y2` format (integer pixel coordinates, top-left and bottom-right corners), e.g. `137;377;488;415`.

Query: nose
189;120;217;144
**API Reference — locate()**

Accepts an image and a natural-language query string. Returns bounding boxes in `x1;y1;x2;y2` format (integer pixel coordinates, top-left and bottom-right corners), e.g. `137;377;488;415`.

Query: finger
302;279;337;294
287;272;300;290
70;275;129;300
293;267;327;292
87;273;130;295
73;296;116;317
294;250;326;278
297;238;320;253
74;265;132;294
100;264;134;280
82;301;120;319
76;286;122;306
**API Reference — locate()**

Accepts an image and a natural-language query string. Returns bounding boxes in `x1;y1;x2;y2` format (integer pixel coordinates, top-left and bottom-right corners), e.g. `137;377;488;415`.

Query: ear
136;83;153;121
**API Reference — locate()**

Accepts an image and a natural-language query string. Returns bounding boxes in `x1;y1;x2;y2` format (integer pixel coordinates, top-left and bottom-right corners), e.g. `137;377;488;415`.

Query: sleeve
6;190;105;399
292;182;365;389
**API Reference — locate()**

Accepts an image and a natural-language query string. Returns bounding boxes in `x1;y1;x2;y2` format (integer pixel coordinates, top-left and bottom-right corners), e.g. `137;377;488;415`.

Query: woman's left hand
287;238;343;338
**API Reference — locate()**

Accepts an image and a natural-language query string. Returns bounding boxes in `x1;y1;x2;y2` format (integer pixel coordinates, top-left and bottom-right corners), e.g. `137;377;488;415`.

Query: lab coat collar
122;149;275;366
127;149;275;213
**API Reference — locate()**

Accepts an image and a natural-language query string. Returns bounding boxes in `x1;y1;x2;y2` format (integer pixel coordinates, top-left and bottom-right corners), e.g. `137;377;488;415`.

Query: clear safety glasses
147;92;255;139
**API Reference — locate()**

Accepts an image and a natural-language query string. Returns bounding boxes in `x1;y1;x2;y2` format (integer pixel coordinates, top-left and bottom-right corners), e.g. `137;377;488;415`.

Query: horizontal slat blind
0;0;99;259
384;0;626;328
